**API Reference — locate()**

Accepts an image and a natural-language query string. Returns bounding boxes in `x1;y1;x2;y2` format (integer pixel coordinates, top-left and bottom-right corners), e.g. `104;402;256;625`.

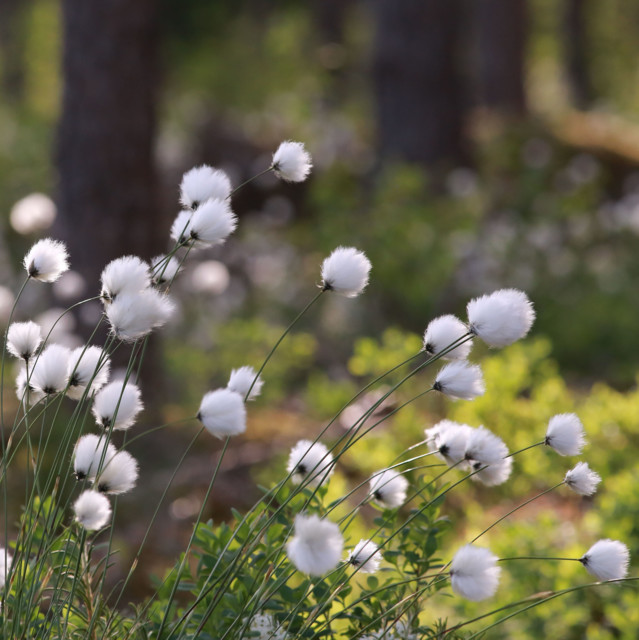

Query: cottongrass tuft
180;165;232;210
465;426;509;466
30;344;71;395
427;420;472;467
450;544;501;601
286;514;343;576
170;210;193;245
467;288;535;347
151;255;181;286
286;440;333;487
0;548;13;590
321;246;371;298
100;256;150;302
580;539;630;581
423;315;472;360
187;198;237;248
95;450;139;495
368;469;408;509
347;539;382;574
564;462;601;496
73;490;112;531
15;367;44;405
7;321;42;362
197;388;247;438
73;434;117;481
470;456;513;487
248;613;288;640
23;238;69;282
545;413;586;456
433;360;485;400
67;345;110;400
227;365;263;400
272;141;312;183
92;381;143;431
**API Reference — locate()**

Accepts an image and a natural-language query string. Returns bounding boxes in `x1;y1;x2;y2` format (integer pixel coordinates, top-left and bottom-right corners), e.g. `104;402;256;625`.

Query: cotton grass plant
0;141;634;639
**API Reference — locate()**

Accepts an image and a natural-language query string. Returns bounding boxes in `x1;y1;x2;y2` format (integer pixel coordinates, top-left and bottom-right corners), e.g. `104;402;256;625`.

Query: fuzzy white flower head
151;255;181;286
73;434;117;481
227;365;263;401
198;388;246;438
23;238;69;282
67;346;110;400
92;381;143;431
7;321;42;362
180;165;232;210
470;456;513;486
321;246;371;298
248;613;287;640
467;288;535;348
428;420;473;467
0;548;13;589
170;210;193;245
187;198;237;248
348;539;382;574
100;256;150;303
564;461;601;496
423;315;472;360
545;413;586;456
16;367;44;405
465;426;509;466
580;539;630;581
286;440;333;487
73;490;112;531
95;450;139;495
368;469;408;509
450;544;501;601
433;360;485;401
106;288;175;342
286;514;343;576
30;344;71;395
272;141;312;183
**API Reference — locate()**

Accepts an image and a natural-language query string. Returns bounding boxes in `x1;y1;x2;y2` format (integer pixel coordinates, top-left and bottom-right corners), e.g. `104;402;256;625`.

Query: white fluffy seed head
30;344;71;395
100;256;150;303
465;426;509;465
545;413;586;456
429;421;474;467
198;388;247;438
450;544;501;601
433;360;485;400
0;547;13;589
106;288;175;342
227;366;263;401
7;321;42;361
151;255;181;286
286;440;334;487
565;461;601;496
170;210;193;245
92;381;143;431
73;490;112;531
467;288;535;348
95;450;139;495
470;456;513;487
67;345;110;400
348;539;382;574
272;141;312;183
23;238;69;282
286;514;343;576
180;165;232;209
368;469;408;509
188;198;237;248
423;315;472;360
581;539;630;581
15;367;44;405
321;246;371;298
73;434;117;481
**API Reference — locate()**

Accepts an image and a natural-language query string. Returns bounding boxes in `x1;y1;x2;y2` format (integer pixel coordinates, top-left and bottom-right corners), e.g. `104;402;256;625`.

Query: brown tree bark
0;0;29;103
564;0;593;108
56;0;163;297
372;0;469;168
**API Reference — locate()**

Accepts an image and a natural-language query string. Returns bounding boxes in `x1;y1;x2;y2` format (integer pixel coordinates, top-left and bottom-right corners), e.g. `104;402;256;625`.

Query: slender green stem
228;166;273;199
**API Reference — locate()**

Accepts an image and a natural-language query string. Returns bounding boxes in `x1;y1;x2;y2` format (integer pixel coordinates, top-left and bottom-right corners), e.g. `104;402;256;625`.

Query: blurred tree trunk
564;0;593;108
0;0;28;103
56;0;163;294
372;0;468;168
474;0;527;114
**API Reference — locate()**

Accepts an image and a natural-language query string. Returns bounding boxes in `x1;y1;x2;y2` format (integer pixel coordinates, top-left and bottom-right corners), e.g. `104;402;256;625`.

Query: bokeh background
2;0;639;637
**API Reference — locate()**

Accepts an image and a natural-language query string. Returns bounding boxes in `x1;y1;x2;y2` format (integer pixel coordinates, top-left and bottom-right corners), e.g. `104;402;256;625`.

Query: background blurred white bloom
286;514;343;576
286;439;333;487
347;539;382;573
10;193;56;234
450;544;501;601
368;469;408;508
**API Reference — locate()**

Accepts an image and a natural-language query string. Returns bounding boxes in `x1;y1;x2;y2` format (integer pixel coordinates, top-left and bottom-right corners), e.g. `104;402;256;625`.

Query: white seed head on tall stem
286;514;343;576
423;315;472;360
180;165;232;209
433;360;485;400
67;345;110;400
100;256;150;303
465;426;509;466
23;238;69;282
467;288;535;347
95;450;139;495
92;381;143;431
470;456;513;486
73;490;112;531
7;321;42;362
151;255;181;286
272;141;312;183
227;366;263;401
286;440;334;487
565;461;601;496
197;388;247;438
450;544;501;601
170;211;193;245
428;420;473;467
368;469;408;509
30;344;71;395
545;413;586;456
106;288;175;342
73;434;117;481
580;539;630;581
0;547;13;589
321;246;371;298
188;198;237;248
347;539;382;574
